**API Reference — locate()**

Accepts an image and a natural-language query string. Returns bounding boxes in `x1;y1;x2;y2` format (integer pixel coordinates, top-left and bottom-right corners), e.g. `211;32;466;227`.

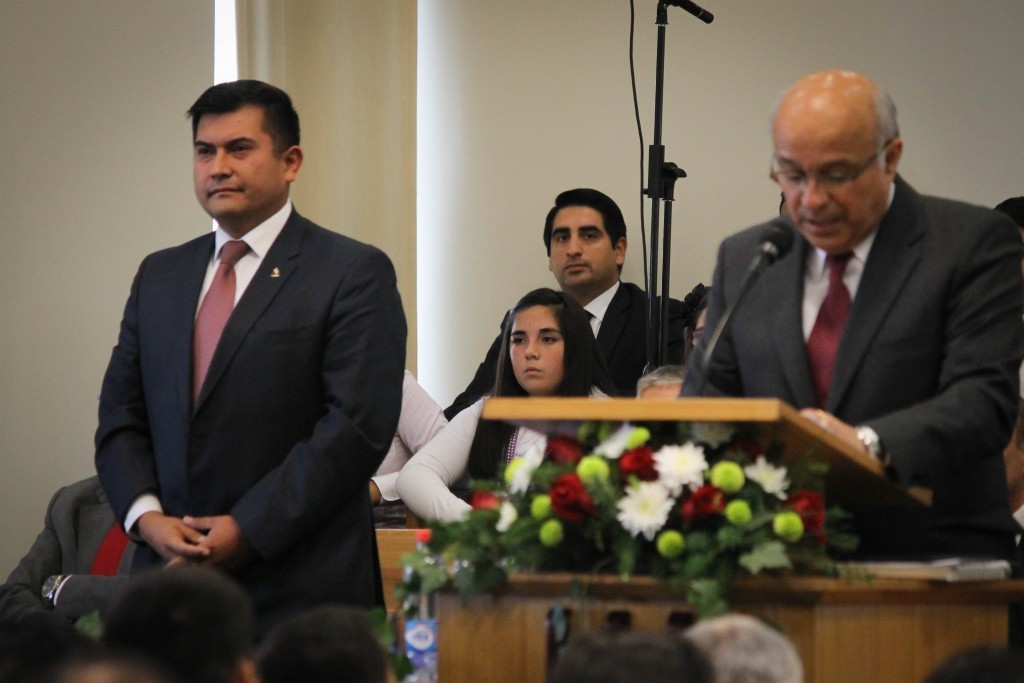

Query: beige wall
236;0;418;364
417;0;1024;406
0;3;213;577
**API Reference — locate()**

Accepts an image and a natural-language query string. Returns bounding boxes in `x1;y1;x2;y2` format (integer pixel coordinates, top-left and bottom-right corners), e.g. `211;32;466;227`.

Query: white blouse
396;399;546;523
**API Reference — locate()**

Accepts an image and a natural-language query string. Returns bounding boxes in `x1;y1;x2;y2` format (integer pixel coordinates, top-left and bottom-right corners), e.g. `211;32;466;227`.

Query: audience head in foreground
922;644;1024;683
101;568;257;683
684;613;803;683
548;630;712;683
258;605;389;683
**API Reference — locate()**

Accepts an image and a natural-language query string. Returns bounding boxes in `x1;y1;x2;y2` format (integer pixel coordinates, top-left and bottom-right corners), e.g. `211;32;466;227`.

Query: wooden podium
416;397;1024;682
483;396;931;507
436;572;1024;683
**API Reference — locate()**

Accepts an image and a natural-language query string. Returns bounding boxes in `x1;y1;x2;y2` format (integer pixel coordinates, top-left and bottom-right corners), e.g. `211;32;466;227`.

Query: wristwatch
41;574;70;608
855;425;888;466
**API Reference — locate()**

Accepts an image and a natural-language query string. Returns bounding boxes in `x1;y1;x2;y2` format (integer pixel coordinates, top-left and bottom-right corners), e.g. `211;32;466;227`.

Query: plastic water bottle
404;529;438;682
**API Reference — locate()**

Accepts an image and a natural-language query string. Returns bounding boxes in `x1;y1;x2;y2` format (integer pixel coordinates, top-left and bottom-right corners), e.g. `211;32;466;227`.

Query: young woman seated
397;288;614;522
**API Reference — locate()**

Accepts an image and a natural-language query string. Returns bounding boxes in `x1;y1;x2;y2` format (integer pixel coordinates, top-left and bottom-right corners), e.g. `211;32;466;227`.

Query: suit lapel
828;177;924;412
596;283;631;358
768;235;817;406
194;213;305;412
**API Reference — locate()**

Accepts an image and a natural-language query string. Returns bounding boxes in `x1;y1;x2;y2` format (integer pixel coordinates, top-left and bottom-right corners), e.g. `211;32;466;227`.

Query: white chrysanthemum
690;421;736;448
744;456;789;499
653;442;708;495
616;481;675;540
508;444;544;494
593;423;634;460
496;501;518;532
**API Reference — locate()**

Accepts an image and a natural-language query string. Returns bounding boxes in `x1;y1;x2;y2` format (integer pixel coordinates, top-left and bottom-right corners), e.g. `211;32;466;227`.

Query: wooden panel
435;574;1024;683
377;529;417;613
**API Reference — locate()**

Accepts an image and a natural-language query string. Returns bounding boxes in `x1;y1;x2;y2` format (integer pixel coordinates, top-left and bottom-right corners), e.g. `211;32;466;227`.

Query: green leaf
738;540;793;574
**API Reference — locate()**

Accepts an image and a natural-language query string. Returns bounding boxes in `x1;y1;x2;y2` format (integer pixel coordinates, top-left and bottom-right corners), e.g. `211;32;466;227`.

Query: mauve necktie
806;252;852;408
193;240;249;404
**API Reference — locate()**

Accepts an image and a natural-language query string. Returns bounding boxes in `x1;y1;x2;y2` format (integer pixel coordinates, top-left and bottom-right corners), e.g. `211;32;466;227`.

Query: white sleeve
397;400;482;523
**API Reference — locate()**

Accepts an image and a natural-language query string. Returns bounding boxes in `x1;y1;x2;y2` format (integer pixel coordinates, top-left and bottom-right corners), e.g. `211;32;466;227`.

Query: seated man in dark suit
446;188;685;418
683;69;1024;560
0;476;138;626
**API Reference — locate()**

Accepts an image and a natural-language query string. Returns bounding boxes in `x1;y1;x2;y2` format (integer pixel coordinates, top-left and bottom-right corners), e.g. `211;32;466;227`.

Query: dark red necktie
193;240;249;404
806;252;852;408
90;524;131;576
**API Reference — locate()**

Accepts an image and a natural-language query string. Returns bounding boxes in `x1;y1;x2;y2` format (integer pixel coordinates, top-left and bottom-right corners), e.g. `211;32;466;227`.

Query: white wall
0;2;212;577
418;0;1024;406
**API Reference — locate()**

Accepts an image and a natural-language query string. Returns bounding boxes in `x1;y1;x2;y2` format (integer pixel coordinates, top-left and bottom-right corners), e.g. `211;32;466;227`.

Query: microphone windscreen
760;220;795;263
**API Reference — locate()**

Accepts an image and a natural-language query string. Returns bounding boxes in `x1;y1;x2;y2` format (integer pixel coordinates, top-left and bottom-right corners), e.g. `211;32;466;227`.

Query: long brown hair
467;288;612;479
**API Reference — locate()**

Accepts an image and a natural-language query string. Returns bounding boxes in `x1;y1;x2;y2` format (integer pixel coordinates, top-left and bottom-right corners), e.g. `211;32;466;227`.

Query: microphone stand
644;1;712;373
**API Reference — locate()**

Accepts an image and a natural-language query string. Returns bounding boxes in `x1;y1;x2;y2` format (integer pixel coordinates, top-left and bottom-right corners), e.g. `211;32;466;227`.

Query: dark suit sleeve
94;257;162;522
0;487;64;622
230;247;406;562
443;313;508;420
869;213;1023;483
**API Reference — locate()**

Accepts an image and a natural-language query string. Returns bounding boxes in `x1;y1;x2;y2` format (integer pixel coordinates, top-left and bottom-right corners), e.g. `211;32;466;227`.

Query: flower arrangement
400;419;857;619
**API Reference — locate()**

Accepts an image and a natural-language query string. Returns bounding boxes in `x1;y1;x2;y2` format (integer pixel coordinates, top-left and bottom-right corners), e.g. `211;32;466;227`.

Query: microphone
691;220;795;396
663;0;714;24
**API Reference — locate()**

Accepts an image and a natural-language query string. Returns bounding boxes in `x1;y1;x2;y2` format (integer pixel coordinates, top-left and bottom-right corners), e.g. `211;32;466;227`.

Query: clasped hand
138;511;253;569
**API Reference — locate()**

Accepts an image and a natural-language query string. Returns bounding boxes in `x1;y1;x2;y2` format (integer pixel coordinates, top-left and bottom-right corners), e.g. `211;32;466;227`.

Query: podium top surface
482;397;929;508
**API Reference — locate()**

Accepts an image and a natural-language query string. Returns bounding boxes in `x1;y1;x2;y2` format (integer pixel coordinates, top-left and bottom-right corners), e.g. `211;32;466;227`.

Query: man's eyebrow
193;136;257;148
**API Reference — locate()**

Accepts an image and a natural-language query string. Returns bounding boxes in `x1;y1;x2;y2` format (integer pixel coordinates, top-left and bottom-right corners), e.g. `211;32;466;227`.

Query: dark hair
0;615;98;683
187;80;300;155
102;567;254;683
257;606;387;683
549;631;713;683
995;196;1024;228
923;645;1024;683
542;188;627;257
466;288;613;478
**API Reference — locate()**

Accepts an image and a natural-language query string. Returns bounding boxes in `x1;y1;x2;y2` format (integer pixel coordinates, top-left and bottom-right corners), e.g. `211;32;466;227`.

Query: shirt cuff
125;494;163;538
372;472;400;503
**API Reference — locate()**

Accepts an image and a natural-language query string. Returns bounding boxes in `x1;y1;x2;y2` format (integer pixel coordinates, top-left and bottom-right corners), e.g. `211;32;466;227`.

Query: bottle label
405;618;438;676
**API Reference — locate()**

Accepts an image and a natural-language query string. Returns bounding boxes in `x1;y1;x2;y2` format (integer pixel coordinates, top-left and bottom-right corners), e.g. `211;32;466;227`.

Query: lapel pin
271;267;281;278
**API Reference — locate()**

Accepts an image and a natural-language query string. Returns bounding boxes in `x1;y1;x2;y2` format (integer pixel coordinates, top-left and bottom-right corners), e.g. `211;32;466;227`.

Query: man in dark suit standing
94;80;406;632
683;70;1024;559
445;188;685;418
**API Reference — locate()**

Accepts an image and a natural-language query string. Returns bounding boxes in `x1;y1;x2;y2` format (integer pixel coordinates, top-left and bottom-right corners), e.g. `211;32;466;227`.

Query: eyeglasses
770;141;890;193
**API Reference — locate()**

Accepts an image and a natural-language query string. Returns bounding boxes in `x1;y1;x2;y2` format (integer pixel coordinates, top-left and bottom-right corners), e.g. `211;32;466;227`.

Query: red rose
788;491;826;543
729;439;764;460
470;490;501;511
619;445;658;481
546;436;585;465
681;485;726;526
549;473;597;521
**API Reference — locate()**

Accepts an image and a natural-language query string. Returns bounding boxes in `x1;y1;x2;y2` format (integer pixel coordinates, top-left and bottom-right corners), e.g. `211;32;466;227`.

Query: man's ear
614;237;627;266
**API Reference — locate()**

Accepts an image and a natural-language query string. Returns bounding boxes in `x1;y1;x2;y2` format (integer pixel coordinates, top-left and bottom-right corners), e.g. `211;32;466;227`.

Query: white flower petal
593;423;634;460
743;456;789;499
496;501;518;532
616;482;674;541
690;421;736;448
653;442;708;496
